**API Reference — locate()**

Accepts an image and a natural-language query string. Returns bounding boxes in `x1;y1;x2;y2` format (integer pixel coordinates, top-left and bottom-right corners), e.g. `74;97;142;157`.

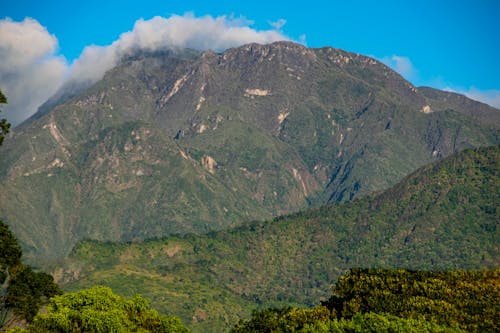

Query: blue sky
1;0;499;125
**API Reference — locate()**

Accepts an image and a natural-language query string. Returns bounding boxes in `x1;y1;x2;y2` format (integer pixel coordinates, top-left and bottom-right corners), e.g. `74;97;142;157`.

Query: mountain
0;41;499;261
59;146;499;332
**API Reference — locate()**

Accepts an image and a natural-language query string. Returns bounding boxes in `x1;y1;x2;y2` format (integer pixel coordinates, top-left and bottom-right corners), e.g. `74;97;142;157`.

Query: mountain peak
218;41;316;70
1;39;499;262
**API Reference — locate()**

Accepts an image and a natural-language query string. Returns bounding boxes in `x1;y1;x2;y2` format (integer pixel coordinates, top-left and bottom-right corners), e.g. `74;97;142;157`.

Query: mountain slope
1;42;499;261
60;146;500;332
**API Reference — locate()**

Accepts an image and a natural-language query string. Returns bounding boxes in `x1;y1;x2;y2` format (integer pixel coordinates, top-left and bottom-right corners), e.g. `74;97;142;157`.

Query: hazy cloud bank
1;14;289;126
0;18;67;126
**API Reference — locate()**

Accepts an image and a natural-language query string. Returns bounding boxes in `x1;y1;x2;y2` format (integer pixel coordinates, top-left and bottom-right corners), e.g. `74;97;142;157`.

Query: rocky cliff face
1;41;499;262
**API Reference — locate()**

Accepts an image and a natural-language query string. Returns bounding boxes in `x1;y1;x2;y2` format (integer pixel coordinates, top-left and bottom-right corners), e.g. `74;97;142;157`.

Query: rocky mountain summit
1;41;498;261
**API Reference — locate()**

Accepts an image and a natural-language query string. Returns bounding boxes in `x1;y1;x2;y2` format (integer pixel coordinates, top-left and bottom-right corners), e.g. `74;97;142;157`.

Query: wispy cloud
379;54;500;109
0;13;290;126
0;18;68;126
380;55;418;82
444;86;500;109
269;18;287;30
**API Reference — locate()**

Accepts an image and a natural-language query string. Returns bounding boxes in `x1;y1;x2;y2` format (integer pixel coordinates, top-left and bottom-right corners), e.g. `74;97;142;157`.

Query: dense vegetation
60;146;499;332
326;269;498;332
6;286;189;333
1;221;61;328
0;90;10;145
232;309;466;333
232;268;498;332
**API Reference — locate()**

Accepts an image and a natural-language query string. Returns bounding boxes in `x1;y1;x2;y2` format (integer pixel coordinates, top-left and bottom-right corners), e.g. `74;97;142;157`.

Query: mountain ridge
1;41;499;262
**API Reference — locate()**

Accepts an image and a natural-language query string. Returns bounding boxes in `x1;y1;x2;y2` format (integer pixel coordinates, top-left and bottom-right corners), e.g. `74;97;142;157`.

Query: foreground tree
0;90;10;145
232;268;499;332
0;221;61;329
323;268;500;332
231;307;465;333
7;286;189;333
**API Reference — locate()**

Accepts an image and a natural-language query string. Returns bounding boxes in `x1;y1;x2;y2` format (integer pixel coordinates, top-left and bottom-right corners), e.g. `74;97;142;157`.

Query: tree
0;222;23;328
322;268;500;332
0;222;22;281
232;269;498;332
231;307;465;333
0;90;10;145
5;266;60;322
7;286;189;333
0;221;61;329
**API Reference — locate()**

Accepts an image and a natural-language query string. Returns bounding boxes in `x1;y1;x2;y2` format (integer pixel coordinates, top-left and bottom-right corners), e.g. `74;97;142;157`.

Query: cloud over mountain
1;13;289;126
0;18;67;126
70;13;289;84
1;13;497;128
380;55;418;82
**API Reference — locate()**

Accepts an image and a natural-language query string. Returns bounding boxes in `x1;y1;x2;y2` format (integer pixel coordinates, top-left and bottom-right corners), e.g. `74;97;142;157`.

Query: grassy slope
59;146;499;332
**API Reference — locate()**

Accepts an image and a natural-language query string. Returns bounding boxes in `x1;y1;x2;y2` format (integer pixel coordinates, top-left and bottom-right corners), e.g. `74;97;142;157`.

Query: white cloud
380;55;418;81
67;13;289;84
269;18;287;30
120;14;287;52
444;86;500;109
0;18;68;126
299;34;307;45
1;14;290;126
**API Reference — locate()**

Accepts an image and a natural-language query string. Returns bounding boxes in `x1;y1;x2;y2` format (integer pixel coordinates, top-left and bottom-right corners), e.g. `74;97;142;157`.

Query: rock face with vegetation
1;42;499;263
60;146;499;332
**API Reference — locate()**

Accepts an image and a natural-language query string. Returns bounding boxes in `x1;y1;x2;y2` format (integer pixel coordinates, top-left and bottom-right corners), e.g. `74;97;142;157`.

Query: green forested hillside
1;42;499;262
233;268;499;332
58;146;499;332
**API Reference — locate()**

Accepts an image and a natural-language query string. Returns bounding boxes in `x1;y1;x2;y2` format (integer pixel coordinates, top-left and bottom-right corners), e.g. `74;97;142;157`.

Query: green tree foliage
232;268;498;332
1;221;22;327
231;308;465;333
0;90;10;145
232;307;330;333
0;222;22;283
5;266;60;321
8;286;189;333
323;268;499;332
1;221;61;328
